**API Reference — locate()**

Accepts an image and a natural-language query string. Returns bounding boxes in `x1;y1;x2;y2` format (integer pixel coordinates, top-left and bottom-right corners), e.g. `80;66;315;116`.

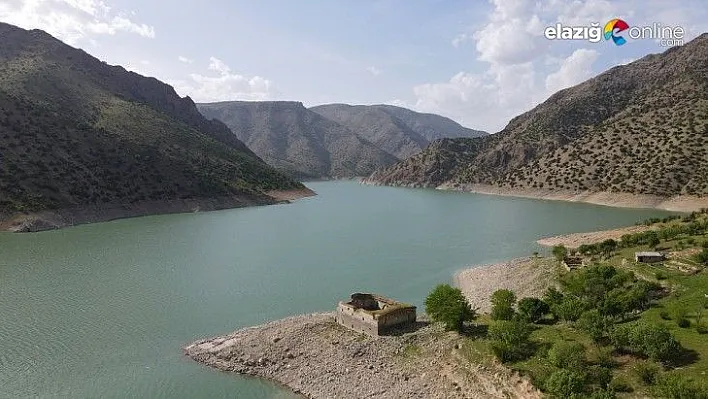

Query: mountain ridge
0;22;308;231
365;33;708;210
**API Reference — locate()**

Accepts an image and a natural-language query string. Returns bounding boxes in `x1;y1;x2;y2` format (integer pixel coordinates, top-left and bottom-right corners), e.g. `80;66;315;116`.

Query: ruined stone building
335;293;417;336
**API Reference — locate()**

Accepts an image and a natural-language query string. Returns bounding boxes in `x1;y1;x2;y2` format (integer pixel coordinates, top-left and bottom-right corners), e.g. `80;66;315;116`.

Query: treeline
576;218;708;257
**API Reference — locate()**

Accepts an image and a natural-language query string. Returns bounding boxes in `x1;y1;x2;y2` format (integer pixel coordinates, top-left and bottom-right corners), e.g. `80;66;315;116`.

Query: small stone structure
562;255;585;271
335;293;417;336
635;251;665;263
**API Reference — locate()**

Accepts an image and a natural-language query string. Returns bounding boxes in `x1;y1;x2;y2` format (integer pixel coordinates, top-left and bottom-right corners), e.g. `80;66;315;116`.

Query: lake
0;181;676;398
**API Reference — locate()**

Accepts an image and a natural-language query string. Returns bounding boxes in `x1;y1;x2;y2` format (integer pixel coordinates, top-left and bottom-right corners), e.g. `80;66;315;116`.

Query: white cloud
0;0;155;45
171;57;276;102
451;33;472;48
178;55;194;64
366;66;382;76
545;48;599;94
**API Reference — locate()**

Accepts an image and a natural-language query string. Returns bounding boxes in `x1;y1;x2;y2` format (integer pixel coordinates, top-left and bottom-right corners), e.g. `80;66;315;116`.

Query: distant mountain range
198;102;486;179
0;22;304;230
366;33;708;199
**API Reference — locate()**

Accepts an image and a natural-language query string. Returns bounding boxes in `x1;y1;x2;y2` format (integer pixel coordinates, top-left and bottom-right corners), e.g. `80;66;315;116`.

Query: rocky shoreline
454;257;561;313
362;179;707;212
184;313;539;399
0;188;315;233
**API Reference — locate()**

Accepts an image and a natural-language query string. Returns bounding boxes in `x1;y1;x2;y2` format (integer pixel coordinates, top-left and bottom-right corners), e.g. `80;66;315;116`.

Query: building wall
336;303;416;336
377;308;417;333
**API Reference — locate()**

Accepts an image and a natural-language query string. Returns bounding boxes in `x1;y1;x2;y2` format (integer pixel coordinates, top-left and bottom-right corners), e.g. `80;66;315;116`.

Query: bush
517;297;549;323
488;319;532;362
577;309;610;342
655;270;669;280
490;289;517;321
677;318;691;328
589;389;617;399
697;323;708;334
552;244;568;262
660;310;672;320
587;365;613;390
553;297;586;322
543;287;564;307
547;341;586;370
610;323;681;362
425;284;477;332
695;248;708;265
632;360;660;385
545;369;586;398
653;373;708;399
608;376;633;393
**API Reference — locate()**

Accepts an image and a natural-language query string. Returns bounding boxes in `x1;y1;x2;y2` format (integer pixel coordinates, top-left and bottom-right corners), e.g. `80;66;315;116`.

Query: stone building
335;293;417;336
635;251;665;263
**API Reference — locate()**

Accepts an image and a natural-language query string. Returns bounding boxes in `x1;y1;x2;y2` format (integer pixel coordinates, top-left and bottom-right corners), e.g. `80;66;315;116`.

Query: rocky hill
310;104;486;159
197;101;398;179
0;22;305;229
366;34;708;200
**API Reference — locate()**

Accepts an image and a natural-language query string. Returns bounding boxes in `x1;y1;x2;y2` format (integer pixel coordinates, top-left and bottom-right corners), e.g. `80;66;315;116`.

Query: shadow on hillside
667;347;700;368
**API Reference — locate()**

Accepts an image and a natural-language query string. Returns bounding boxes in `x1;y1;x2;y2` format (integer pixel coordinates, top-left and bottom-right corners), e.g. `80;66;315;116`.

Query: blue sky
1;0;707;132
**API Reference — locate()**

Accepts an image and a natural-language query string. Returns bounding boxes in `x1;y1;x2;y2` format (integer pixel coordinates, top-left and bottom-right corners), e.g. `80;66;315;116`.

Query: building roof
635;251;663;257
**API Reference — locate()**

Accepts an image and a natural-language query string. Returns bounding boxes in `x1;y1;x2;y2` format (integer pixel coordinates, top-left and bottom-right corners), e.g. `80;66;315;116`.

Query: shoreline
440;183;707;213
535;224;658;249
362;179;707;212
0;188;316;233
184;313;539;399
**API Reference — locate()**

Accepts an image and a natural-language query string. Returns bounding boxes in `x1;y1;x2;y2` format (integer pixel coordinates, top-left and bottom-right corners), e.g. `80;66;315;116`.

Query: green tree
552;296;586;322
547;341;586;370
695;248;708;265
491;289;517;320
517;297;549;323
552;244;568;261
488;319;533;362
425;284;476;332
545;369;586;398
577;309;610;342
646;231;661;249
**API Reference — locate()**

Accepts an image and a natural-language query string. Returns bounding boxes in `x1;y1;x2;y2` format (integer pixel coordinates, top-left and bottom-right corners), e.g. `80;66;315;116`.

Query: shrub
608;376;633;393
517;297;549;323
543;287;564;307
677;318;691;328
577;309;610;342
488;319;532;362
655;270;669;280
490;289;517;321
425;284;477;332
653;373;708;399
610;323;681;362
697;323;708;334
589;389;617;399
553;297;586;322
552;244;568;261
632;360;660;385
547;341;586;370
587;365;613;389
545;369;586;398
695;248;708;265
660;310;672;320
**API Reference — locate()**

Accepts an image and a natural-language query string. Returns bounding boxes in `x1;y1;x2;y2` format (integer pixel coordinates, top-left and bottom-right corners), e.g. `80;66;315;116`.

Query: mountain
366;34;708;200
0;22;306;230
310;104;487;159
197;101;399;179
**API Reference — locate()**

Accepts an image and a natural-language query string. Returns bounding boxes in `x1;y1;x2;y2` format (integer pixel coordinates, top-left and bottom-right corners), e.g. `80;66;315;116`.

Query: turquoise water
0;182;675;398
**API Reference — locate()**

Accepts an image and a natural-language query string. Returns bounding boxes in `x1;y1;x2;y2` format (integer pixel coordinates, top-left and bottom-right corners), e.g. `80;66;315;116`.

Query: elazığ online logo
544;19;685;47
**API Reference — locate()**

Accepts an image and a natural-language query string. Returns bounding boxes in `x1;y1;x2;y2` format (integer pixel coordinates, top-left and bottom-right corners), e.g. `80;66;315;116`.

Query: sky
1;0;707;133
